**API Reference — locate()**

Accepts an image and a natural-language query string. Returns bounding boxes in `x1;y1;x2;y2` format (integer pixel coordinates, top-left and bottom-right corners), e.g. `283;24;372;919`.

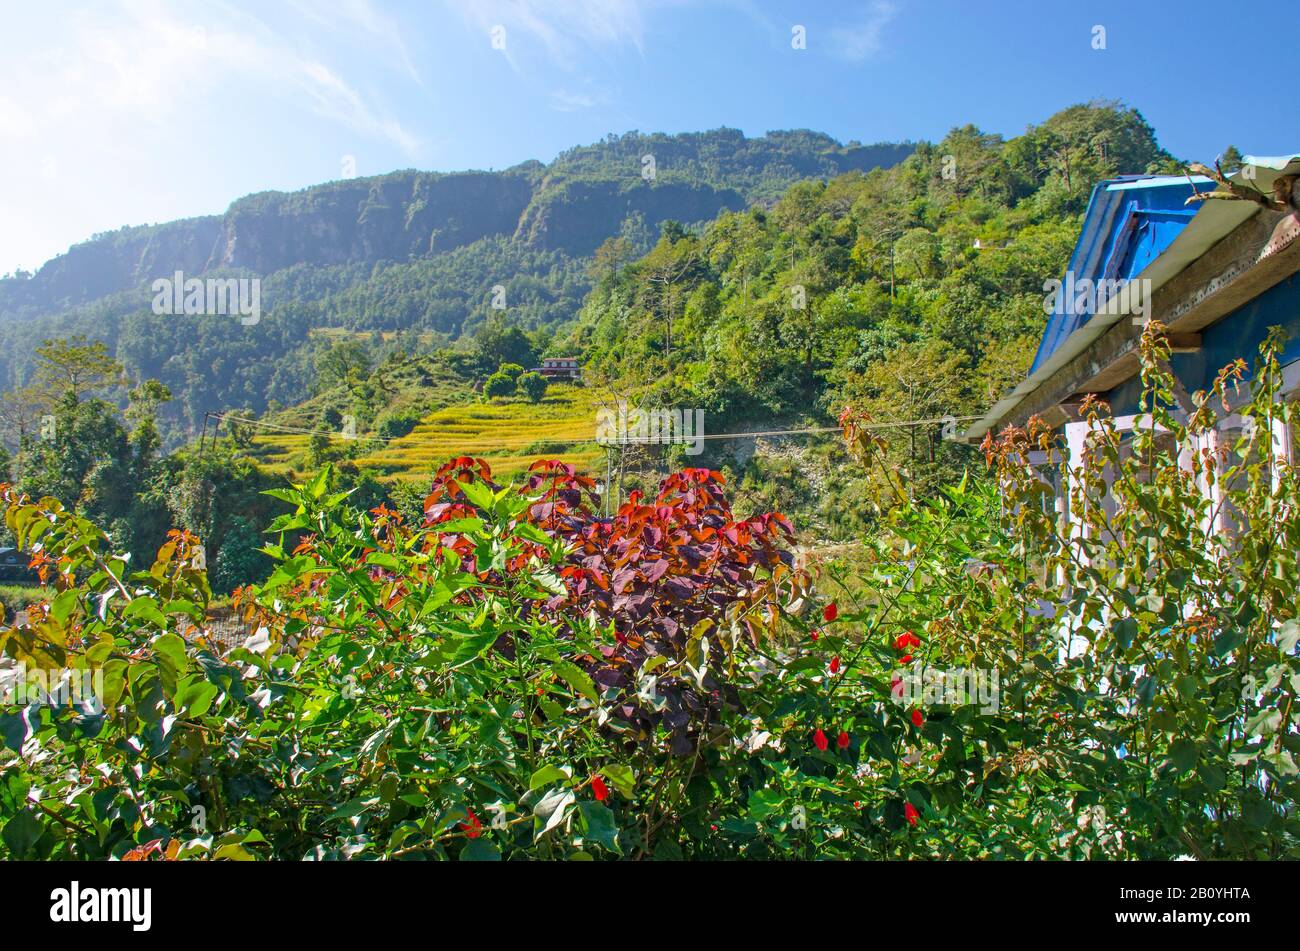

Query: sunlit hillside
249;382;606;484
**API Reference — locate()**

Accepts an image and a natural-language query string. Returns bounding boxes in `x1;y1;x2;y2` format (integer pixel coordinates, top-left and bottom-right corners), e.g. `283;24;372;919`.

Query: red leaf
591;775;609;801
911;709;924;728
837;731;850;749
813;728;828;752
905;802;919;826
823;603;838;622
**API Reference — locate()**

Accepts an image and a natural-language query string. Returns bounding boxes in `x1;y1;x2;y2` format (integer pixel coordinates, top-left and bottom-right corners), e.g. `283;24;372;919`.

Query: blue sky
2;0;1291;275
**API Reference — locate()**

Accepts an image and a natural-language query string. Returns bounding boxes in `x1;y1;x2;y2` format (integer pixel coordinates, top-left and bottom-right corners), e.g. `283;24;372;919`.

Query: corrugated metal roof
964;155;1300;442
1028;175;1208;376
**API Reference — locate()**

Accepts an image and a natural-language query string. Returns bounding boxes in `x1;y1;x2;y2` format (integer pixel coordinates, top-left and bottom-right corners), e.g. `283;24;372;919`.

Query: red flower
893;632;920;651
591;775;609;802
890;676;904;698
460;808;482;839
823;603;838;622
813;728;829;752
810;630;819;641
837;730;850;750
900;653;913;664
829;655;841;674
904;802;919;826
911;709;924;728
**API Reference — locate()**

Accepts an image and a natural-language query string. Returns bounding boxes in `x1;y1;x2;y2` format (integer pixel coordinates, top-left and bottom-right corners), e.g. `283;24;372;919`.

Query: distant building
534;357;582;381
0;547;38;583
965;155;1300;535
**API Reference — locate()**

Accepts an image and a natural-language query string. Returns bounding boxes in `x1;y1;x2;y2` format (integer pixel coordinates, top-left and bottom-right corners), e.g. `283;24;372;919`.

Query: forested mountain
0;101;1183;568
554;103;1181;527
0;130;910;317
0;130;911;435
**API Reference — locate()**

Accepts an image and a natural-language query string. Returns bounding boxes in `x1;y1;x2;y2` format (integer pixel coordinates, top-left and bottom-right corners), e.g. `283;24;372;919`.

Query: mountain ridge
0;129;914;321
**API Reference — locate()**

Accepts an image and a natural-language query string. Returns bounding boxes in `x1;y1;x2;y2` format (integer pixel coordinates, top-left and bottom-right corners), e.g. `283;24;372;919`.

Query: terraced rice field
251;383;607;484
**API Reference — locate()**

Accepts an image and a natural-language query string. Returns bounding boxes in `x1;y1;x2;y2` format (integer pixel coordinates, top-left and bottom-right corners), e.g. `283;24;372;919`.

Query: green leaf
577;801;621;854
48;589;79;627
460;839;501;861
600;764;635;798
1276;620;1300;654
746;787;784;821
1262;749;1299;777
99;659;128;710
458;479;497;513
2;808;42;857
124;598;168;630
1197;762;1226;791
551;660;598;702
434;517;486;535
1166;738;1198;774
529;765;572;790
1135;675;1157;707
1213;628;1245;657
533;788;575;839
152;632;188;671
173;677;219;718
1113;616;1138;650
1245;708;1281;735
441;628;500;667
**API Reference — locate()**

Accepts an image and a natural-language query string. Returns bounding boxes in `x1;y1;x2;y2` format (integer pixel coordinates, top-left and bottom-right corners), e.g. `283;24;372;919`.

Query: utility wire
208;411;982;452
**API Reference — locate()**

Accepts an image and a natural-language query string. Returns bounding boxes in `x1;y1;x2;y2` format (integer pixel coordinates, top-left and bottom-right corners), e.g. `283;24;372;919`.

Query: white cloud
0;0;420;156
285;0;423;85
443;0;656;67
827;1;897;62
549;86;615;112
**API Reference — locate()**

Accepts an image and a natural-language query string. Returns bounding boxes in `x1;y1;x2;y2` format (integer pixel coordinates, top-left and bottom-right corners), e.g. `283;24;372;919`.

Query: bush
0;583;50;616
498;363;526;382
518;371;548;403
483;371;516;400
376;410;420;440
0;328;1294;860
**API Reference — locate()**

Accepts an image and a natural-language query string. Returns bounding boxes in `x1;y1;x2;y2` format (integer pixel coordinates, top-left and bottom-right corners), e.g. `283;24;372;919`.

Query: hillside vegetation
0;130;911;439
0;101;1187;585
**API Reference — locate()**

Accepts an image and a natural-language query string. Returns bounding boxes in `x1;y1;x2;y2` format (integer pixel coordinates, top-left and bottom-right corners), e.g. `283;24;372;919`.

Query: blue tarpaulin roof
1028;175;1209;375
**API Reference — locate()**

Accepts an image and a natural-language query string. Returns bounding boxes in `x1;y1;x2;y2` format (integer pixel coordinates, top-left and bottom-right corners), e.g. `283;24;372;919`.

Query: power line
208;411;983;454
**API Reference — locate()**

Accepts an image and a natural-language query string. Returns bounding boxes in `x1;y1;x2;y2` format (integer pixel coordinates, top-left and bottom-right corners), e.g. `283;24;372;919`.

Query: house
0;547;38;583
964;155;1300;529
534;357;582;381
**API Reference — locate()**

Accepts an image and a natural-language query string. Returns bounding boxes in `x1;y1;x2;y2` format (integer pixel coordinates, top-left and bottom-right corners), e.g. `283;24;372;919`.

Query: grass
0;583;51;616
250;383;607;484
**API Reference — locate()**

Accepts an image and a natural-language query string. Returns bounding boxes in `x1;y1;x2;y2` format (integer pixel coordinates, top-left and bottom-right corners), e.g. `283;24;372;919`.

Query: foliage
0;328;1295;860
482;372;516;400
517;371;548;403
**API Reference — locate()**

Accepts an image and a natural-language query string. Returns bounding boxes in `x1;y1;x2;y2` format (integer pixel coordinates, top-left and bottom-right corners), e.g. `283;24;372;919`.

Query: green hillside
249;382;603;484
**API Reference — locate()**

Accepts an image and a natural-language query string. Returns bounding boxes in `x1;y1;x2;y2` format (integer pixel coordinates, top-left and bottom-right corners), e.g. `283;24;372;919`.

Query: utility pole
198;412;211;458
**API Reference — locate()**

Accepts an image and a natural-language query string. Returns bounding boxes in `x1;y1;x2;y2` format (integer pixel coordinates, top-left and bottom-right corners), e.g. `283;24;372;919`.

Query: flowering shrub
0;324;1295;859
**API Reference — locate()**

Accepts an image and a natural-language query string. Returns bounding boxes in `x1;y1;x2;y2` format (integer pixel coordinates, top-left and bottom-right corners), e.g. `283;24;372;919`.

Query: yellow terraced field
251;383;606;484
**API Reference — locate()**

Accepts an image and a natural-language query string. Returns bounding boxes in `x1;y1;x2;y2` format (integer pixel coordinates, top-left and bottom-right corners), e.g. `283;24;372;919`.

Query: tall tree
33;336;124;403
